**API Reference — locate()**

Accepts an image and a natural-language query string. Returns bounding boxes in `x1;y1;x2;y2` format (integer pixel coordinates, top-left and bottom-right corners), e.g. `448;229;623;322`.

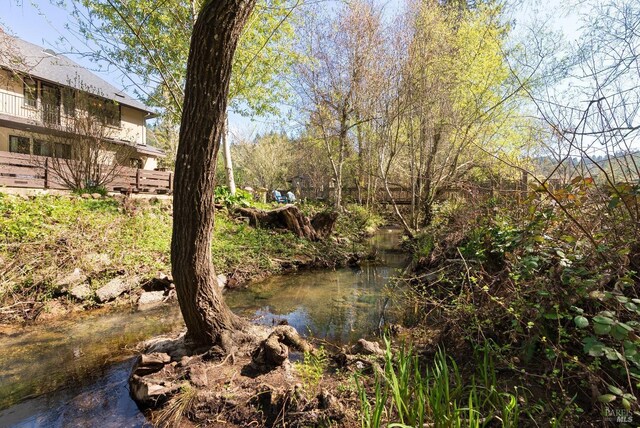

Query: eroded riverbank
0;228;407;427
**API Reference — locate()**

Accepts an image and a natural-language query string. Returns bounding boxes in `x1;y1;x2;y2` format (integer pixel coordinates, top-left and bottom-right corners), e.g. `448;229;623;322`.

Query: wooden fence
342;186;413;205
0;151;172;194
299;176;529;206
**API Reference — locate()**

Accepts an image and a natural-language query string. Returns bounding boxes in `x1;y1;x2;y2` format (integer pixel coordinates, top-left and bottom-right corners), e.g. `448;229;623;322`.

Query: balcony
0;90;64;130
0;90;126;137
0;90;43;123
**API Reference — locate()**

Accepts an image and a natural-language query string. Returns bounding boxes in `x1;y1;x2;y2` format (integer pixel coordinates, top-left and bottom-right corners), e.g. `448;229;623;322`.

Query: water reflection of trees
227;256;408;344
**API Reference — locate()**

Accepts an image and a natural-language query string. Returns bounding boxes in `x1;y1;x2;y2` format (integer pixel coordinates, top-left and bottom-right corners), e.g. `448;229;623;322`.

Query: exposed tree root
129;326;386;427
234;205;338;241
130;323;311;407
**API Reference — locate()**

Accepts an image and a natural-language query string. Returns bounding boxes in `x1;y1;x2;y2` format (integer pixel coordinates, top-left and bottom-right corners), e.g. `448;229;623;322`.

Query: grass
294;346;329;395
356;337;524;428
211;214;314;275
0;194;172;304
0;193;373;308
151;384;198;428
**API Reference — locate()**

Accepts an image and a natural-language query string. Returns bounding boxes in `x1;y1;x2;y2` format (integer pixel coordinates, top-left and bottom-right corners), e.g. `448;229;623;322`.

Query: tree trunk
420;125;441;228
311;211;339;239
334;118;347;210
222;113;237;195
171;0;256;347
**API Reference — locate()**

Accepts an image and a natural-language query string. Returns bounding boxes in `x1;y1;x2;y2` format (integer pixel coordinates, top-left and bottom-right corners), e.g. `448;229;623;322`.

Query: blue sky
1;0;587;139
1;0;270;137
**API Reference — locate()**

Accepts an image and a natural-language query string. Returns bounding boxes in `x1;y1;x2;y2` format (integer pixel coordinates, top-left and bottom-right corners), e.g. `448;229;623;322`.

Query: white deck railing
0;91;42;122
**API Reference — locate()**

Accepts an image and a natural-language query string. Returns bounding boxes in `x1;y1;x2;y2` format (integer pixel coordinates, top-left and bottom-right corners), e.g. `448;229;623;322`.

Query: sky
1;0;267;138
1;0;588;140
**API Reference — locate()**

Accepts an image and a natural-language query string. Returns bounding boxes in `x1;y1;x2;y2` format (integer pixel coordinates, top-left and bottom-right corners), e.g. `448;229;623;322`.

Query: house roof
136;144;166;158
0;31;155;115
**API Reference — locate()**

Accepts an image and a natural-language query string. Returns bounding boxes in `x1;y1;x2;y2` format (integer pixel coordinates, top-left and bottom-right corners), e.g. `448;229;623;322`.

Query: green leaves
598;394;616;403
607;385;623;395
611;323;632;341
591;317;613;328
583;337;606;357
77;0;297;124
593;315;614;335
598;385;637;410
213;186;253;207
592;314;615;324
573;316;589;329
587;310;635;341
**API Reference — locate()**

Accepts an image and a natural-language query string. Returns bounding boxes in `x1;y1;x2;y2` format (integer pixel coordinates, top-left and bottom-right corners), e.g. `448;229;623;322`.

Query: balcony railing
0;91;142;144
0;91;41;122
0;90;80;129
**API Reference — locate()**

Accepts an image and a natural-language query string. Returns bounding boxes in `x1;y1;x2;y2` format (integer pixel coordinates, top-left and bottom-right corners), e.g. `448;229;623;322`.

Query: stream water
0;229;407;427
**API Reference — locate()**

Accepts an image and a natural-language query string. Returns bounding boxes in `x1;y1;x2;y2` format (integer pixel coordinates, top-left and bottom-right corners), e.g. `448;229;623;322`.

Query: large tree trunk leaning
235;205;339;241
171;0;256;348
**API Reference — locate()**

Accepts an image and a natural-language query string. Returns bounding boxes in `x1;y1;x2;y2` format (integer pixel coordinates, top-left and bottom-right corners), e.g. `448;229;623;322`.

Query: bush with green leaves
213;185;253;207
295;347;328;394
404;176;640;422
72;185;108;196
335;204;384;237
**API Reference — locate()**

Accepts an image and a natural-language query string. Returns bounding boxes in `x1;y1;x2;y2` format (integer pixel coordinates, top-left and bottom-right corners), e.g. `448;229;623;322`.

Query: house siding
0;69;162;170
143;156;158;170
120;105;146;146
0;69;22;94
0;127;29;152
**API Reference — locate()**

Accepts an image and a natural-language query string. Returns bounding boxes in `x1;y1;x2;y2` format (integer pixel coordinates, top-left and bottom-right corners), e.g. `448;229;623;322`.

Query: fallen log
234;205;337;241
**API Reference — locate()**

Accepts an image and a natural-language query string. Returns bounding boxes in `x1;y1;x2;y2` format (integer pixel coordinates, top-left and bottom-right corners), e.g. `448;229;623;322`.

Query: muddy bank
131;331;393;427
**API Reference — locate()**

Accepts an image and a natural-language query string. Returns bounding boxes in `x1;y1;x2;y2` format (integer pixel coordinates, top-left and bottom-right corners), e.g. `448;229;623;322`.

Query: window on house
62;88;76;116
41;84;60;106
86;95;121;127
103;100;121;127
8;136;70;159
33;140;52;157
9;136;31;154
23;79;37;107
130;158;143;169
53;143;71;159
41;84;61;125
86;95;100;117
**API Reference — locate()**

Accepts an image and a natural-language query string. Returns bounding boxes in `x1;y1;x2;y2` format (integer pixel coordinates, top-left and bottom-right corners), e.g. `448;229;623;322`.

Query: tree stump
235;205;338;241
311;211;339;239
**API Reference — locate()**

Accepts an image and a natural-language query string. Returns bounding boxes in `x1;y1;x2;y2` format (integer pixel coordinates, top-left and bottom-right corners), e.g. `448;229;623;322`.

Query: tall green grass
356;338;521;427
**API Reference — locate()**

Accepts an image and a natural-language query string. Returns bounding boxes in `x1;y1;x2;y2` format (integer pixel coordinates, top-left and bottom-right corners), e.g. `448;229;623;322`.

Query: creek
0;228;407;427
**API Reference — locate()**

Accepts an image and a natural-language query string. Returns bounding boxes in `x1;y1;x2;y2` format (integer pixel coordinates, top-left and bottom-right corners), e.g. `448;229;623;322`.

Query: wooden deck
0;151;172;194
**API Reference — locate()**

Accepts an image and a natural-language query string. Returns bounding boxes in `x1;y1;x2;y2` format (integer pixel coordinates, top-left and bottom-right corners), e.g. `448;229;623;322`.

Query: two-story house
0;30;164;174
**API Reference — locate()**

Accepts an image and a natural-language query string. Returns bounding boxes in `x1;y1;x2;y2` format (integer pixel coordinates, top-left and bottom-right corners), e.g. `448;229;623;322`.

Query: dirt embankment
0;194;372;326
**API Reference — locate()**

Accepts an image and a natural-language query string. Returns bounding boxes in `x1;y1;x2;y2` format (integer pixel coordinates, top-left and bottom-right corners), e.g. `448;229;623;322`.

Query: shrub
214;186;253;207
403;181;640;421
